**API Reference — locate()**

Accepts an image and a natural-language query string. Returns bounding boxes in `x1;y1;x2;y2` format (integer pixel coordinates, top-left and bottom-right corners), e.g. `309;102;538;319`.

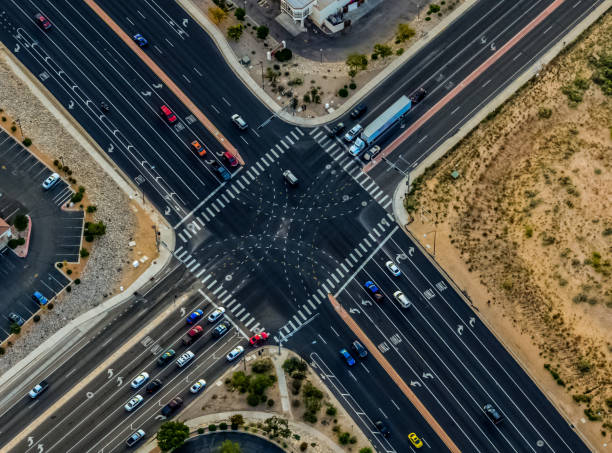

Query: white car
393;290;412;308
124;394;144;412
42;173;60;190
190;379;207;394
126;429;145;447
343;124;362;142
226;345;244;362
130;372;150;389
385;260;401;277
207;307;225;323
348;138;366;156
176;350;195;368
231;114;247;130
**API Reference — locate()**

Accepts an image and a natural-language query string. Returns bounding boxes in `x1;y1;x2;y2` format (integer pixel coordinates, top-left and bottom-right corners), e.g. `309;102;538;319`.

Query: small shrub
275;48;293;62
80;248;89;258
74;278;81;285
66;286;71;293
71;192;83;203
33;315;41;323
7;239;19;249
326;405;337;416
230;414;244;426
349;82;356;89
14;214;29;231
227;24;244;41
425;16;431;21
252;358;273;373
573;394;592;403
525;226;533;238
197;427;205;434
396;23;415;42
0;347;4;355
300;442;308;451
338;88;349;97
234;7;245;20
538;107;552;118
247;393;260;406
584;408;603;421
396;48;404;56
47;303;54;310
577;359;592;373
86;205;97;213
209;424;217;431
267;399;275;407
219;422;228;430
256;25;269;39
428;4;440;13
66;269;72;275
22;138;32;146
338;432;350;445
11;125;16;132
9;323;21;335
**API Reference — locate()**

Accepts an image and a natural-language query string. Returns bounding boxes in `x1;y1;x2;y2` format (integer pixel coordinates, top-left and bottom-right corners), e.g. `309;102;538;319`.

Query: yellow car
408;432;423;448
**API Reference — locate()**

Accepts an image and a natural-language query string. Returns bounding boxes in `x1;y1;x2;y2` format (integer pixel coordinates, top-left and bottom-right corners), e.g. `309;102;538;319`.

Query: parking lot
0;129;83;339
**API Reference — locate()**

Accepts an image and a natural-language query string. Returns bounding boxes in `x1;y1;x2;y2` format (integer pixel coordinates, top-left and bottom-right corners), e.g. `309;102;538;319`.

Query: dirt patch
404;12;612;448
192;0;463;117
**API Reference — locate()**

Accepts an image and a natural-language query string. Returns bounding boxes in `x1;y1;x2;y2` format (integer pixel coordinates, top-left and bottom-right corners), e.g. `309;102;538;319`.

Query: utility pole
15;118;23;138
259;61;265;89
319;48;323;63
277;331;282;356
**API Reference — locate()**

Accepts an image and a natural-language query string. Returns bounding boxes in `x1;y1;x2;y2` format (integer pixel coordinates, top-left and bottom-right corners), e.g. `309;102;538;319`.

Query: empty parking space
0;131;82;340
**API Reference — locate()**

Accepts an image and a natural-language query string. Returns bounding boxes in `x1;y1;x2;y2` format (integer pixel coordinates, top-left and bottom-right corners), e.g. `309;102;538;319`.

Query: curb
178;0;479;126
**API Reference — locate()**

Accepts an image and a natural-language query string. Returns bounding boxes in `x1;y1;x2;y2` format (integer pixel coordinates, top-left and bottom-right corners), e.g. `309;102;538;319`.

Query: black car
146;379;162;394
156;349;175;366
161;397;183;416
375;420;390;437
327;122;345;138
410;87;427;103
351;340;368;358
212;323;228;338
483;403;504;424
350;104;367;119
8;312;25;326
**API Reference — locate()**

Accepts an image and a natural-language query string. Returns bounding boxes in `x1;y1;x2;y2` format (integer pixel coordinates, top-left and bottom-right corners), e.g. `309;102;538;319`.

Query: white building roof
285;0;315;9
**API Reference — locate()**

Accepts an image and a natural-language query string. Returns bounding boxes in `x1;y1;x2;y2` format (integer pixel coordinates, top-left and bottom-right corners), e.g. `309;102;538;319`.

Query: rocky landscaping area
190;0;465;117
404;12;612;448
0;48;158;373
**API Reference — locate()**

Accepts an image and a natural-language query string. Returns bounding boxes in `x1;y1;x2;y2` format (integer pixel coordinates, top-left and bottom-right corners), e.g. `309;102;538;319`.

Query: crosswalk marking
298;310;307;321
206;207;214;217
292;315;302;325
288;320;297;330
201;274;211;283
212;204;220;213
178;232;187;242
285;135;294;145
240;312;251;322
201;212;210;222
290;131;300;141
275;144;284;154
271;148;279;158
221;193;230;203
295;128;304;136
317;288;326;299
228;190;235;199
216;199;225;209
196;216;206;227
226;298;236;308
355;248;364;257
218;290;228;299
312;131;322;139
195;268;206;278
303;305;312;315
280;139;289;149
183;229;192;239
244;318;255;328
222;294;233;304
230;303;242;313
212;285;223;295
189;262;201;272
349;253;357;263
256;162;265;172
340;263;349;273
363;238;371;248
206;279;217;289
312;294;320;304
383;198;392;209
308;299;317;309
250;322;260;332
235;307;246;317
331;273;340;283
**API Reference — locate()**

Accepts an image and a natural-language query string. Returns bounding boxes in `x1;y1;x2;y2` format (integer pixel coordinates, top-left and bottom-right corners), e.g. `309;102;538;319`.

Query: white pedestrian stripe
201;274;211;283
250;322;260;332
216;199;225;208
363;238;371;248
195;268;206;278
183;229;192;239
312;294;320;304
303;305;312;315
189;262;201;272
230;303;242;313
340;263;349;273
298;310;307;321
295;128;304;136
256;162;265;172
212;285;223;295
240;312;251;322
292;315;302;325
288;320;297;330
317;288;326;299
221;193;230;203
308;299;317;309
178;232;187;242
271;148;279;158
290;131;300;140
331;273;340;283
275;144;284;154
222;294;233;304
206;207;215;217
285;136;294;145
244;318;255;327
206;279;217;289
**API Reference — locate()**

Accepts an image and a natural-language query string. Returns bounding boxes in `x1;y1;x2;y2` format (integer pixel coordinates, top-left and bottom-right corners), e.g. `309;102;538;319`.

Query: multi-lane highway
0;0;603;451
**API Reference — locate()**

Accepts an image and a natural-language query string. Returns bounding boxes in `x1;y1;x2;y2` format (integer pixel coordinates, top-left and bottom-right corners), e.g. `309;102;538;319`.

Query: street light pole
259;61;265;89
15;118;23;138
319;48;323;63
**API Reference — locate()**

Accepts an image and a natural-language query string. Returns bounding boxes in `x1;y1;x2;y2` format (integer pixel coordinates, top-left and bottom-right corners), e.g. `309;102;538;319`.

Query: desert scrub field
405;11;612;438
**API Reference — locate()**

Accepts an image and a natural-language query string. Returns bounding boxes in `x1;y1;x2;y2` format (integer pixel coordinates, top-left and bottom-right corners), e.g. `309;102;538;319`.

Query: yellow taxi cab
408;432;423;448
191;140;206;156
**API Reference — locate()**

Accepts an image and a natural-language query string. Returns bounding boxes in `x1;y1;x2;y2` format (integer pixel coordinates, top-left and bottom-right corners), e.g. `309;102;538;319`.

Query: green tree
218;439;242;453
275;48;293;62
85;220;106;237
373;44;392;59
396;23;415;42
157;421;190;452
359;448;373;453
234;7;246;20
14;214;28;231
265;67;280;83
227;24;244;41
346;54;368;72
256;25;269;39
209;6;227;24
9;323;21;335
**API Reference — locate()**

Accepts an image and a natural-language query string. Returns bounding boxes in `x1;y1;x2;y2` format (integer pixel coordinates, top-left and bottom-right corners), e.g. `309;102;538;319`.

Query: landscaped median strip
327;294;461;453
83;0;245;166
363;0;566;173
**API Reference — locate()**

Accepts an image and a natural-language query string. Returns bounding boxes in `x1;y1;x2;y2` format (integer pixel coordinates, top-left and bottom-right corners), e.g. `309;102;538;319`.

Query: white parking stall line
230;303;242;313
201;274;211;283
275;144;285;154
256;162;265;172
239;312;251;322
308;299;317;309
285;135;294;145
178;232;187;242
280;139;289;149
241;137;249;145
251;128;260;137
271;148;279;158
212;285;223;295
206;279;217;290
290;131;300;141
298;310;307;321
195;268;206;278
221;194;230;203
244;318;255;328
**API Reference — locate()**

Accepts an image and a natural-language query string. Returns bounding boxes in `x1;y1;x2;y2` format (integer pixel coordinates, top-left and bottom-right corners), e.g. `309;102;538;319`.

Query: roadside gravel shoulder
0;47;157;374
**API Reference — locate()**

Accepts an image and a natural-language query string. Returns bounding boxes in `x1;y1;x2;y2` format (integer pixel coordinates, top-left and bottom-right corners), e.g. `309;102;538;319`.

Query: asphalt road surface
0;0;602;451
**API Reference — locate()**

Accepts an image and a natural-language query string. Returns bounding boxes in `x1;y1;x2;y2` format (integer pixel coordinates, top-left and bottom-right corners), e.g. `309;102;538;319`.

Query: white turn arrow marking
182;18;188;27
408;247;414;257
180;307;186;316
38;444;44;453
396;253;408;261
68;100;74;109
141;91;152;96
107;369;114;379
422;373;433;379
361;299;372;307
155;415;166;420
410;381;422;387
457;325;464;335
116;377;123;387
14;44;20;53
27;437;34;447
164;206;171;215
348;308;360;314
152;83;163;89
469;317;475;327
107;144;114;153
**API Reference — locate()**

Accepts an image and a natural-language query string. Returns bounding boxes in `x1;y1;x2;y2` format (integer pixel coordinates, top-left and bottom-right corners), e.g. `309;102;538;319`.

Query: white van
176;351;195;368
393;291;412;308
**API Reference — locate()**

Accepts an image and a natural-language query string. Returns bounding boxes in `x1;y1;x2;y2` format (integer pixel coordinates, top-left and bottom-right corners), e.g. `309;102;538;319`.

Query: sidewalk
179;0;478;126
270;348;292;415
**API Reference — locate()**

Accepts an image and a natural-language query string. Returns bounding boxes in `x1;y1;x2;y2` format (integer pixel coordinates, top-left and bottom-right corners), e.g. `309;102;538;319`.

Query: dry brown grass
406;12;612;442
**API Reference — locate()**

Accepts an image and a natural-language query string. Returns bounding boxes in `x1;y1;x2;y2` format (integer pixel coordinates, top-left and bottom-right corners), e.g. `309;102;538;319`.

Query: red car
35;13;52;31
249;331;269;346
182;325;203;346
160;105;177;124
224;152;238;167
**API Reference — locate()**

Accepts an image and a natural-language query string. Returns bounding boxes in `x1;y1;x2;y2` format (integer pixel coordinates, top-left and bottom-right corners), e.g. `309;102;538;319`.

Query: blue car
212;163;231;181
186;309;204;325
365;281;384;302
132;33;148;47
340;349;355;366
31;291;48;305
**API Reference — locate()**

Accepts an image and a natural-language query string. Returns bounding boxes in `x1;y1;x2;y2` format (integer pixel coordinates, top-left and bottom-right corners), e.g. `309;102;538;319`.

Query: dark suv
161;397;183;416
350;104;367;119
351;340;368;358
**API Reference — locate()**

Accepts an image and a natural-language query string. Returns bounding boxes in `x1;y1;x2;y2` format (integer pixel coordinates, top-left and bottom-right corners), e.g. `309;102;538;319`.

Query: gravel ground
0;52;136;374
